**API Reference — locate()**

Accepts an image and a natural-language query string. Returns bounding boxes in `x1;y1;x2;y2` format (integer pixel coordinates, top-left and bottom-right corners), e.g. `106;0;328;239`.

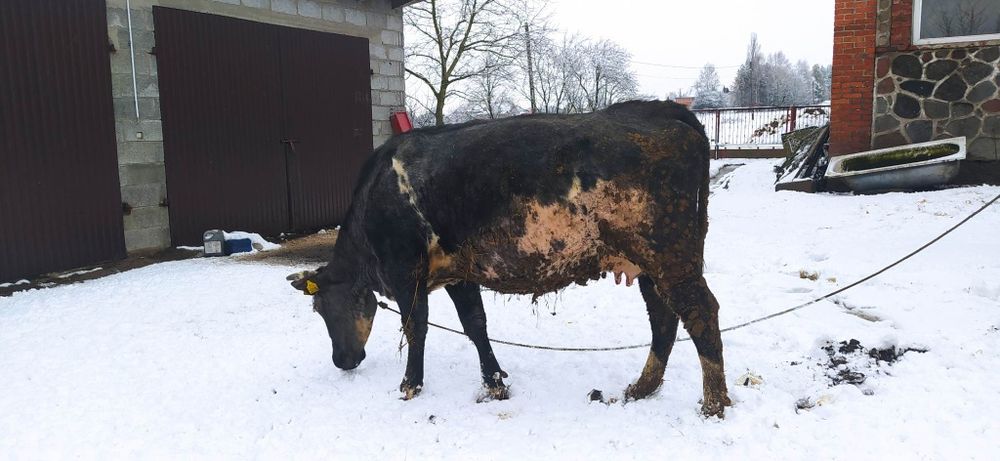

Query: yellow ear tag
306;280;320;295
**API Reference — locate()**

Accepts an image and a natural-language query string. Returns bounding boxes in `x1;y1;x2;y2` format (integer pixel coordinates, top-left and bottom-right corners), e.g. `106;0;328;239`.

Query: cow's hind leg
445;281;509;400
659;275;731;418
624;275;680;401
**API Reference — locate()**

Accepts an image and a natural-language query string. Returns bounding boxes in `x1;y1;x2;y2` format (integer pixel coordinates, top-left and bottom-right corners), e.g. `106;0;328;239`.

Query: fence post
788;106;798;133
713;110;721;160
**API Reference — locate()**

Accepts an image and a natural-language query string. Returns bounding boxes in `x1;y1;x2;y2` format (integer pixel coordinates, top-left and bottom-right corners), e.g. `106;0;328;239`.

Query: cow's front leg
625;275;680;401
395;276;429;400
445;281;509;401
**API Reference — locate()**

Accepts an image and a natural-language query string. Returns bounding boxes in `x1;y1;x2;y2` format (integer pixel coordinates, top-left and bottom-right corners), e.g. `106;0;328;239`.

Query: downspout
126;0;140;120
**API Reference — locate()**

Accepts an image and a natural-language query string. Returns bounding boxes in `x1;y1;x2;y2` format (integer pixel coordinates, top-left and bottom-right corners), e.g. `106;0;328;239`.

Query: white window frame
912;0;1000;45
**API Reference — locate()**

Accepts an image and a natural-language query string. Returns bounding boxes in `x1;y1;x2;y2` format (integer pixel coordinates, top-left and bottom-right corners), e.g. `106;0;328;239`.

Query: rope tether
378;191;1000;352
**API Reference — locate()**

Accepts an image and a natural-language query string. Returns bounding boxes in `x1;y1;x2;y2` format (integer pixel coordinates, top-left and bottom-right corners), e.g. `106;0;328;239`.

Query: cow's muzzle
332;350;366;370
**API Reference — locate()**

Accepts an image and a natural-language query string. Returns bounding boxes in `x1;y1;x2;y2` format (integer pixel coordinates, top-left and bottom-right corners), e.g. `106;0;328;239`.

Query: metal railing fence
692;105;831;152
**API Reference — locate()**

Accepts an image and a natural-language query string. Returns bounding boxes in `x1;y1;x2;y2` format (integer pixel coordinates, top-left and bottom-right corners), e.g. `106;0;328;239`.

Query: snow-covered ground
2;160;999;459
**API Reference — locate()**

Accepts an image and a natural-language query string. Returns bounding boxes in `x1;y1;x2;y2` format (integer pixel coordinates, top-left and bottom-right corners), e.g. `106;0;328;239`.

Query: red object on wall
829;0;877;157
391;111;413;134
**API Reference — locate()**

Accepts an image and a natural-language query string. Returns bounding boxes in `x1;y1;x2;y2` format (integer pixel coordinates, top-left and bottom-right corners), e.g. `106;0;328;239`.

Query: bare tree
463;53;520;119
573;39;638;111
405;93;438;128
507;0;553;113
530;34;584;113
405;0;521;126
522;34;637;114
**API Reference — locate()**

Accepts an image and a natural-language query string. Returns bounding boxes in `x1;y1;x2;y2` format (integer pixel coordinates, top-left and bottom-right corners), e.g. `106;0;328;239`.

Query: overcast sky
549;0;835;98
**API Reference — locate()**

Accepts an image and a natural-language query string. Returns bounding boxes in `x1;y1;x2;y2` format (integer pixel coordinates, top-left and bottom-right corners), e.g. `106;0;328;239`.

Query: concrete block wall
104;0;406;251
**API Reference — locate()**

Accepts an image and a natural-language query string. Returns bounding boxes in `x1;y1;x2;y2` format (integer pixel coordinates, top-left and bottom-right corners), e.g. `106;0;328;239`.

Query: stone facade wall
829;0;877;156
868;0;1000;161
872;47;1000;160
105;0;405;251
831;0;1000;163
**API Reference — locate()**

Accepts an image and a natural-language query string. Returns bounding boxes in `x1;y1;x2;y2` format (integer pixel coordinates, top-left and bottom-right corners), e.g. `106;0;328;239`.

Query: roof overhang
391;0;424;8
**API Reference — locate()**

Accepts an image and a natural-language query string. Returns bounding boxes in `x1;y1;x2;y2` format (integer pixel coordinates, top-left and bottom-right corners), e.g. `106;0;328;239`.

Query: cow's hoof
623;378;661;402
700;394;732;419
477;383;510;403
477;371;510;402
399;380;423;400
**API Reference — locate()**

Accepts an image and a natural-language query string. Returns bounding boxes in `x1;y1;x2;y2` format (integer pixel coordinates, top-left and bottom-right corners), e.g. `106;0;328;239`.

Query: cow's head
288;266;376;370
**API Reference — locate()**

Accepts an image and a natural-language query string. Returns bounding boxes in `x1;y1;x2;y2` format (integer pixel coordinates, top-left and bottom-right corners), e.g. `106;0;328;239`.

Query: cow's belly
471;249;642;296
432;241;642;296
465;244;604;295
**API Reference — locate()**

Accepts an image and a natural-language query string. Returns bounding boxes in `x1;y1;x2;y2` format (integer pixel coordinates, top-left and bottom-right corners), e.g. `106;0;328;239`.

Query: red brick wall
888;0;913;50
829;0;878;156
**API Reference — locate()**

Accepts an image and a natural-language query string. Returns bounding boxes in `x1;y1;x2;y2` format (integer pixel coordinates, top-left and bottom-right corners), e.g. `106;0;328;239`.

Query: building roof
671;97;695;108
391;0;424;8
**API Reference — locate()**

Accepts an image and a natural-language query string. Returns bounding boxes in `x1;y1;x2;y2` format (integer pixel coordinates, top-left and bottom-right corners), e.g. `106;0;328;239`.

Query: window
913;0;1000;45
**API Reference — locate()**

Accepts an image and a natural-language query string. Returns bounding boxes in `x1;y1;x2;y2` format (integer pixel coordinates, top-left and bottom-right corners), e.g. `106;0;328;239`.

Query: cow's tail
699;137;710;244
698;141;712;236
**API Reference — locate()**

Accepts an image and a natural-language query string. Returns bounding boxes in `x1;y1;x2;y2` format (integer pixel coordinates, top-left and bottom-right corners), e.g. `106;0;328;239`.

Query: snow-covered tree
811;64;832;103
793;60;815;103
574;39;638;111
508;0;554;113
731;34;827;107
731;33;765;107
529;34;585;114
525;35;637;114
691;63;725;109
762;52;803;105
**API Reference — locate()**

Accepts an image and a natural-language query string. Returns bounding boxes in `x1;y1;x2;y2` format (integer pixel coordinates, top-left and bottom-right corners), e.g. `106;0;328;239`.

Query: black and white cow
289;100;731;417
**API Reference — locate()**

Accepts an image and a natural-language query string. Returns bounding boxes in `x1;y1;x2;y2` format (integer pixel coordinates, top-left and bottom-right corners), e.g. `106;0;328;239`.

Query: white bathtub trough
826;137;966;193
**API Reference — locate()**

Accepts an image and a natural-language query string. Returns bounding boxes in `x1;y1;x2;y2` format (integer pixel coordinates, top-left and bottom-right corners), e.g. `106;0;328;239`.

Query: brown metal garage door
279;27;373;231
0;0;126;282
153;8;373;246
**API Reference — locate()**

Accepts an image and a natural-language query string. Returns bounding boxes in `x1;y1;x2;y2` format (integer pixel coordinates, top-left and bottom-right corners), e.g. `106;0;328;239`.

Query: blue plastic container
224;238;253;255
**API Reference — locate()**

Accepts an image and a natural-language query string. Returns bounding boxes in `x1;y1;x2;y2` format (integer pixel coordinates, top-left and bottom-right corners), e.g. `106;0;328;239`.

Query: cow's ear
287;271;320;296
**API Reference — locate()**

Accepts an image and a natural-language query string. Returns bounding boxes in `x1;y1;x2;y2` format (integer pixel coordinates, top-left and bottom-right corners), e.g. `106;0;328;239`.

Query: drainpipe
126;0;140;120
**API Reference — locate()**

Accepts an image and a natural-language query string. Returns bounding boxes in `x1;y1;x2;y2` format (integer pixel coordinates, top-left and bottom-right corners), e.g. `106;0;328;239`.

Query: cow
288;100;732;417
